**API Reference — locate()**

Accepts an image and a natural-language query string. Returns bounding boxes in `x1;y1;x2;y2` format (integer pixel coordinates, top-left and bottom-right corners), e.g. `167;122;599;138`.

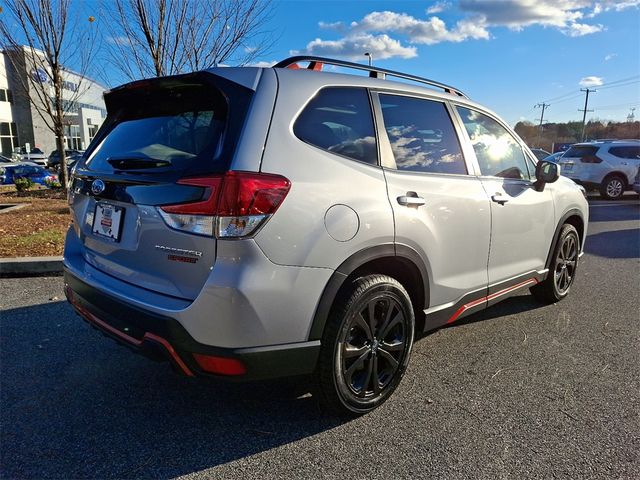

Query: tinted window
379;94;466;174
457;107;530;180
87;82;229;173
294;87;377;165
610;146;640;159
564;145;599;158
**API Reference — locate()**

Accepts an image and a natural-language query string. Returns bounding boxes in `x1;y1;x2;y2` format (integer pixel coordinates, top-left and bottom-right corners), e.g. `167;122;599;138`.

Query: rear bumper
64;269;320;380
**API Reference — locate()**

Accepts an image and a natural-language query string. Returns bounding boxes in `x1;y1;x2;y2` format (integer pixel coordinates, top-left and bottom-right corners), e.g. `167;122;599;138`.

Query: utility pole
534;102;550;147
627;107;636;123
579;88;595;142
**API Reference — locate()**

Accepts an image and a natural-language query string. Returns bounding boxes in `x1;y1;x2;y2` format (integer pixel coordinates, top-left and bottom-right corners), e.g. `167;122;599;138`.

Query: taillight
580;155;602;163
158;171;290;238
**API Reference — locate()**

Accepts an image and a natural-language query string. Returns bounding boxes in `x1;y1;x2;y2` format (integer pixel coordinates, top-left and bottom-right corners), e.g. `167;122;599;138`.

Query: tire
530;224;580;304
599;174;626;200
317;274;415;415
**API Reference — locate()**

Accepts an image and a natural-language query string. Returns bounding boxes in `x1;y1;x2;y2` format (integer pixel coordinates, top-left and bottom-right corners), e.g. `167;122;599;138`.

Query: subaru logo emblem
91;179;105;195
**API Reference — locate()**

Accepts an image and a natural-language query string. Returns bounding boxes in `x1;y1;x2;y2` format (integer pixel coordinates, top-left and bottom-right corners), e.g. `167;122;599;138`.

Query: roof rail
273;56;468;98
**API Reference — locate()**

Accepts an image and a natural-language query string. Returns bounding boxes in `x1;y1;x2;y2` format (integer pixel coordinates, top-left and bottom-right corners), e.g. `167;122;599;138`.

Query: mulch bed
0;189;71;257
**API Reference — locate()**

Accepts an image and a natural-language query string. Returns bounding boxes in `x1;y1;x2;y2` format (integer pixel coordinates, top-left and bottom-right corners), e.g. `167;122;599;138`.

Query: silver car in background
63;56;588;414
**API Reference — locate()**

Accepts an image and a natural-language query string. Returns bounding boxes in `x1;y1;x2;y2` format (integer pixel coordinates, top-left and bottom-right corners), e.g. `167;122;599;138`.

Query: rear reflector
158;171;290;238
192;353;246;375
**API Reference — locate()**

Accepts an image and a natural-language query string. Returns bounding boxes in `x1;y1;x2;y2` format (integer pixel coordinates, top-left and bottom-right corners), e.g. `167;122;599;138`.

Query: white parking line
589;203;639;207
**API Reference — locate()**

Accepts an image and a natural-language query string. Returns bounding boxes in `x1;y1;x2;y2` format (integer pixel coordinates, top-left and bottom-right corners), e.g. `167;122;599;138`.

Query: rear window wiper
107;156;171;170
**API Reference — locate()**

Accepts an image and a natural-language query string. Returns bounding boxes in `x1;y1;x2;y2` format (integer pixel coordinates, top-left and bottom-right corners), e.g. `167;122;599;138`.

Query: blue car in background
0;163;58;186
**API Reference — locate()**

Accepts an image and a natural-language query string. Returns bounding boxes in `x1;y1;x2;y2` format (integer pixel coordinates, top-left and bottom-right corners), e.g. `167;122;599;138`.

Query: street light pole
364;52;372;66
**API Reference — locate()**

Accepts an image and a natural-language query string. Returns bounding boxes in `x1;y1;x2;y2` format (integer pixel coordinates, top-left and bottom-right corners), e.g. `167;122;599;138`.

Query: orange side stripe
446;278;538;325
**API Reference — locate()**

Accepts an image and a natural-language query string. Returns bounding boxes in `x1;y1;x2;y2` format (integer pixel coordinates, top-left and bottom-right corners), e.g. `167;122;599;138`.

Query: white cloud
563;22;604;36
249;60;277;67
458;0;615;36
426;1;450;14
107;36;130;47
291;33;417;61
319;20;344;30
604;53;617;61
350;11;490;44
579;76;604;87
599;0;640;11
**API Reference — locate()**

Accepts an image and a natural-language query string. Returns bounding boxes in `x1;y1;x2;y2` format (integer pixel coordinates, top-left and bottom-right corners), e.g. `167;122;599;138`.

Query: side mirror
534;160;559;191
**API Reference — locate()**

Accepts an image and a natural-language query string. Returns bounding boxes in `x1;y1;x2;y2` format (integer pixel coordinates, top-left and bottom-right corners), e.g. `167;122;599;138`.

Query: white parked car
558;140;640;200
16;147;47;167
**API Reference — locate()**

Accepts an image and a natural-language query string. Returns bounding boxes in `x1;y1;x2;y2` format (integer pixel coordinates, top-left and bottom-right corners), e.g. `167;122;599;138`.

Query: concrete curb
0;256;63;276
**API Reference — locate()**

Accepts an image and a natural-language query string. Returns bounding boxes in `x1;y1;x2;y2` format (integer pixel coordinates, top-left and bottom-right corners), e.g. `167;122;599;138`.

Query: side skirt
422;270;548;332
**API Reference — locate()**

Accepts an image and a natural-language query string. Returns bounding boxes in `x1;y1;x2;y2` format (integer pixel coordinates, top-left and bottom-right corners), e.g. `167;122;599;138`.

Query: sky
253;0;640;126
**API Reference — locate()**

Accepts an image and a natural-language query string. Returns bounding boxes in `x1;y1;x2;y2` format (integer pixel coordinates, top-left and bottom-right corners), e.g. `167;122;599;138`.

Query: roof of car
573;139;640;146
2;162;42;168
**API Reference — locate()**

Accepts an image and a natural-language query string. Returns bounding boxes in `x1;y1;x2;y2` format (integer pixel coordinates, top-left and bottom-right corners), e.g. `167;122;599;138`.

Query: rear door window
610;146;640;159
379;94;467;174
294;87;378;165
564;145;599;158
456;106;531;180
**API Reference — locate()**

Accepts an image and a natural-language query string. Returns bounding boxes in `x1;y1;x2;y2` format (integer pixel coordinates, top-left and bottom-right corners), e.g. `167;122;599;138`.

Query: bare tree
103;0;273;81
0;0;96;187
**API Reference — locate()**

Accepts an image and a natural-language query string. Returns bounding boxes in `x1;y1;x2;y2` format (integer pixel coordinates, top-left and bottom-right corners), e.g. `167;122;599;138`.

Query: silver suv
63;57;588;414
558;140;640;200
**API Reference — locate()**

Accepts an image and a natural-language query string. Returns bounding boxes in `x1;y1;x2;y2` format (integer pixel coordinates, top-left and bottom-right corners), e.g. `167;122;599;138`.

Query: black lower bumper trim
64;269;320;380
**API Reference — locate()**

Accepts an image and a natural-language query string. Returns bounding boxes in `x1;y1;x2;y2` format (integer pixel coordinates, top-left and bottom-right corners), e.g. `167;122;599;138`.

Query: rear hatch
69;71;255;300
559;145;601;177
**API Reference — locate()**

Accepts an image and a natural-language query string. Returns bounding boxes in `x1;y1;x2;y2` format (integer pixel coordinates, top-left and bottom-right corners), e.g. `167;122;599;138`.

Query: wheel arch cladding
603;171;628;187
307;244;430;340
546;209;585;269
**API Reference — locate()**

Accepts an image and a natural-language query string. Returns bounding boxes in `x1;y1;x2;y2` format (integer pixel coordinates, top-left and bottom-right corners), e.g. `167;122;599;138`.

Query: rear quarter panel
255;70;394;269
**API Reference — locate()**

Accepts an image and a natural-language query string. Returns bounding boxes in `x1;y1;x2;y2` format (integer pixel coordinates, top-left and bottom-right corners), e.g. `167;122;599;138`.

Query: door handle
491;193;509;205
397;192;426;207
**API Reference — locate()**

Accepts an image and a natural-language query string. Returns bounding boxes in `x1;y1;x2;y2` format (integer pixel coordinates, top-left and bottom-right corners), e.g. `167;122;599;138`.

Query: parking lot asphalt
1;196;639;479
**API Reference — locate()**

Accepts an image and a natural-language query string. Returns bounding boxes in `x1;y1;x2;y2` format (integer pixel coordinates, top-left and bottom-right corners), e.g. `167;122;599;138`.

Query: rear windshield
564;145;598;158
86;80;231;174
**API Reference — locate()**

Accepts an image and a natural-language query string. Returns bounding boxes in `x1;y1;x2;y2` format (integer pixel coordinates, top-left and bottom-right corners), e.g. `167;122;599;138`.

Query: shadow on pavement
0;301;344;479
585;228;640;259
588;201;640;223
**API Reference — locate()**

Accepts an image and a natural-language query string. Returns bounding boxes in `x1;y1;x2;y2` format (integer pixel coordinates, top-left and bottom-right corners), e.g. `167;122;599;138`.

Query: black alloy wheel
318;274;415;415
531;223;580;303
339;294;408;398
554;231;578;295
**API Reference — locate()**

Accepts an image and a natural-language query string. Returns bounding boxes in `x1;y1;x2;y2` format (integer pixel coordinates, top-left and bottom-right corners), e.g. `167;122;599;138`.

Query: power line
597;80;640;91
591;101;640;111
543;75;640;103
598;75;640;87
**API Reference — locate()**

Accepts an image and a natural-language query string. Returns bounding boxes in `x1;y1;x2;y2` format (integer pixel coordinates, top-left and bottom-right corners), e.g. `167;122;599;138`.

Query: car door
454;105;555;298
608;145;640;183
372;92;491;326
